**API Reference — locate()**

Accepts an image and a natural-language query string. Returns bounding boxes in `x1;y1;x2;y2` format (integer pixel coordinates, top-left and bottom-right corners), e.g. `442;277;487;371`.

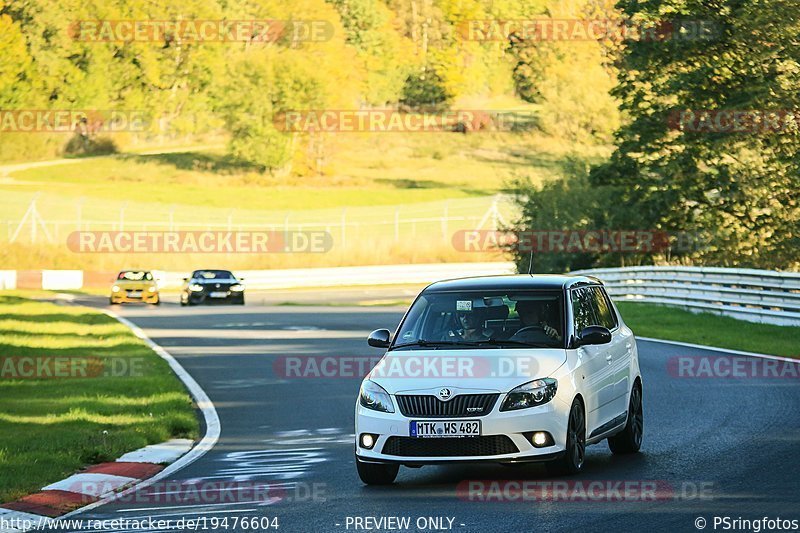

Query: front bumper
111;291;159;304
355;398;569;465
186;291;244;304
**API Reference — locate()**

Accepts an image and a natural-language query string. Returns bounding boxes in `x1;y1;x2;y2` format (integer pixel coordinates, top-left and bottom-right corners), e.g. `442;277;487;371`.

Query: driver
511;300;562;342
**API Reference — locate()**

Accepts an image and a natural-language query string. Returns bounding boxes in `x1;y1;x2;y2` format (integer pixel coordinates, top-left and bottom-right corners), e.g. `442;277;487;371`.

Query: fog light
360;433;377;449
524;431;554;448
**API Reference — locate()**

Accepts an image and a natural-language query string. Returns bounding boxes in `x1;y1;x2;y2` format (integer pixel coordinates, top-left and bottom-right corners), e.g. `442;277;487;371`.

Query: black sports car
180;269;245;306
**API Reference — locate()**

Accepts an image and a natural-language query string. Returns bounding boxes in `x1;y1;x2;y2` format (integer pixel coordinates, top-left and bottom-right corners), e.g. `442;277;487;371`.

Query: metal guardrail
571;266;800;326
6;264;798;327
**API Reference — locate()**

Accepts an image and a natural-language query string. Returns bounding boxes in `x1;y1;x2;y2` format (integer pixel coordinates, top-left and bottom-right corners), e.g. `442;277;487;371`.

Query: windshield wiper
473;339;555;349
391;339;479;350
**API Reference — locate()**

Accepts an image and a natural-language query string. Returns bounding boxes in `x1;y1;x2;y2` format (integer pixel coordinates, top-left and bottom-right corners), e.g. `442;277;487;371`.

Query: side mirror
367;329;391;348
578;325;611;346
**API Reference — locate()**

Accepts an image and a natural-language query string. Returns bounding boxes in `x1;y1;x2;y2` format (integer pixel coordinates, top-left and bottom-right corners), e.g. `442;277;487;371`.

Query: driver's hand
541;323;560;340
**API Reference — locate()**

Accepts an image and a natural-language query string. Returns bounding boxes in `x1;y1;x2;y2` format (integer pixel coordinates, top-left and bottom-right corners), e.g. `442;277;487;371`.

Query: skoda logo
438;388;452;400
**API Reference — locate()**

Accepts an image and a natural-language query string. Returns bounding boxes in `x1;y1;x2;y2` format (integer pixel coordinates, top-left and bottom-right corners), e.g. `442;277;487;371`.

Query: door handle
625;343;632;349
605;354;613;362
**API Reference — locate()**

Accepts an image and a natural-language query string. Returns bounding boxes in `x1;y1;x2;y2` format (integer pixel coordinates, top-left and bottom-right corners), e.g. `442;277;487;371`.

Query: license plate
410;420;481;438
127;291;141;297
209;291;227;298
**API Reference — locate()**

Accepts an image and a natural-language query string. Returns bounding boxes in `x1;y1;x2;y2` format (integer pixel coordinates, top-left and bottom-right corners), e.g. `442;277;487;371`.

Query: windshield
192;270;236;281
392;290;565;350
117;271;153;281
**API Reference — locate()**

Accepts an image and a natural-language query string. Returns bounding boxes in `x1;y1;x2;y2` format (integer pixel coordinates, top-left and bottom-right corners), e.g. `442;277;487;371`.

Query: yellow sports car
110;270;160;305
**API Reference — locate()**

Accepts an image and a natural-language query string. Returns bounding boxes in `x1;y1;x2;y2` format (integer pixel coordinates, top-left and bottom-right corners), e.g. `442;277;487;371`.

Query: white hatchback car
355;275;643;484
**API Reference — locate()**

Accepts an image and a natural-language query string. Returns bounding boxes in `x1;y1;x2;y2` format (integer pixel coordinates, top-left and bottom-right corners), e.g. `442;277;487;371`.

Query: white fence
572;266;800;326
2;195;513;247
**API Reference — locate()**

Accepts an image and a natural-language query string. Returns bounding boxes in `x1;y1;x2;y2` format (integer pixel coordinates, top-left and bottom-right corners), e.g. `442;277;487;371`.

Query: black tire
546;398;586;476
356;458;399;485
608;381;643;454
109;299;118;306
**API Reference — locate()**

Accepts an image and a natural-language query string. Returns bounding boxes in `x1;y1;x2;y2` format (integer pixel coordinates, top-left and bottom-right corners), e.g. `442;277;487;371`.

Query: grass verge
0;292;198;503
616;302;799;358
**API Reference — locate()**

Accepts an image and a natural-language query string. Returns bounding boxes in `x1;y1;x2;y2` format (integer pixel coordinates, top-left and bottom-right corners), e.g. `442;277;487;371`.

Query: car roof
423;274;602;293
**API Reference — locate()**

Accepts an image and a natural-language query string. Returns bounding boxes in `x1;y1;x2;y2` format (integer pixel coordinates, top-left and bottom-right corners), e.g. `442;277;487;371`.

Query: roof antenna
527;247;534;275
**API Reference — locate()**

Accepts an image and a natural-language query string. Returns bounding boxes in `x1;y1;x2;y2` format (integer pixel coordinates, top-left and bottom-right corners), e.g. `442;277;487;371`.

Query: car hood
366;348;567;394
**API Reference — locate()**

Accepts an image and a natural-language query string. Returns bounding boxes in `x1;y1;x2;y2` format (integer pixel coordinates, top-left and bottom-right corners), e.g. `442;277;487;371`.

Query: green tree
591;0;800;269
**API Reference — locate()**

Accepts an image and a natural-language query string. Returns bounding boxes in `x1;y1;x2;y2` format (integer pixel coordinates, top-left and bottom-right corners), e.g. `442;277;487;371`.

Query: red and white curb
0;307;220;533
0;439;192;530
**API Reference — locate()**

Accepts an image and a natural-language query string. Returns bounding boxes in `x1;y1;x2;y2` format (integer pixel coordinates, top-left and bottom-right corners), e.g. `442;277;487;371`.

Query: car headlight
148;286;157;293
230;284;244;292
111;285;120;293
500;378;558;412
189;283;203;292
359;380;394;413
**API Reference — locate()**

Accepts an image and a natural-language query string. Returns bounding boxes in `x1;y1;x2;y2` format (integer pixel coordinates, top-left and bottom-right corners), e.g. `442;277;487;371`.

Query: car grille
395;394;499;417
382;435;518;457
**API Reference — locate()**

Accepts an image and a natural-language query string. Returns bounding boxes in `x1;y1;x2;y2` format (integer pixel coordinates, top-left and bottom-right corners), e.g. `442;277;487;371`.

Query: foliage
590;0;800;269
513;0;800;271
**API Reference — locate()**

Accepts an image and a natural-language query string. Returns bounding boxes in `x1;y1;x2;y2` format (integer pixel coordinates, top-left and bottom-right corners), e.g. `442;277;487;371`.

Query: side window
592;287;617;330
570;287;598;333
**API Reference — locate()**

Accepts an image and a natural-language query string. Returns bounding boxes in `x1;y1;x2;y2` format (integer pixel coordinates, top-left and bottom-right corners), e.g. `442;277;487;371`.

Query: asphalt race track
61;296;800;533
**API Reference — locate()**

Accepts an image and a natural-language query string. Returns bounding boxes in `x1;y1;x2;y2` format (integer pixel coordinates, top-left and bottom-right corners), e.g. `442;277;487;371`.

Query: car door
592;286;632;418
570;286;617;434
